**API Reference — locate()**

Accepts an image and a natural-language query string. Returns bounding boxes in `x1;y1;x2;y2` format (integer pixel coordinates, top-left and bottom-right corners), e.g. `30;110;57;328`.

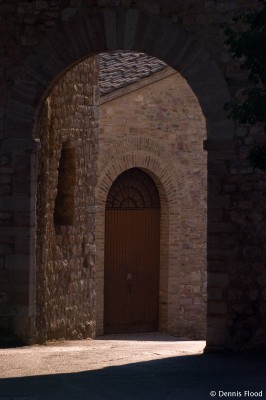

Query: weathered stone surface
35;58;99;342
0;0;265;351
97;67;207;339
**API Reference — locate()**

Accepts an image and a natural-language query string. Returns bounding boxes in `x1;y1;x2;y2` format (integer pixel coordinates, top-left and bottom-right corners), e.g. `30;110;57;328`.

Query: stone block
0;245;13;255
21;36;39;46
12;182;31;196
243;246;258;259
84;13;106;54
208;194;231;208
0;4;16;13
12;272;31;284
208;288;223;300
208;301;227;315
208;222;237;233
6;255;30;270
13;316;35;344
206;119;234;140
61;7;77;21
0;196;31;212
0;174;11;185
7;99;36;124
232;304;253;315
207;261;226;272
103;9;117;50
15;239;31;254
208;272;229;287
15;166;31;183
36;1;49;10
149;22;181;61
123;9;139;50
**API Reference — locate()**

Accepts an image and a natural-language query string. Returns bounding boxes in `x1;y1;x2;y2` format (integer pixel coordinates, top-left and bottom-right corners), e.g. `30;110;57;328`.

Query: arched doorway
104;168;160;334
3;6;236;348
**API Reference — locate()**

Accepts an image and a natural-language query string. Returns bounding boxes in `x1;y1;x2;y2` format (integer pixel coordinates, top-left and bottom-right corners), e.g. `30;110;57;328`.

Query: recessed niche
54;142;76;227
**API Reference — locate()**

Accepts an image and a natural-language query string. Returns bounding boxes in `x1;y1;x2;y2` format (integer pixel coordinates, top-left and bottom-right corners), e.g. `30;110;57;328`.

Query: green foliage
223;1;266;170
223;1;266;130
247;144;266;170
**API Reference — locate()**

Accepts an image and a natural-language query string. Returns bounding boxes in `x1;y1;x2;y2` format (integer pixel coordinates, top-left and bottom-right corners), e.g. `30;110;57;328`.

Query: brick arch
5;8;233;142
97;151;182;206
97;136;187;204
95;143;188;335
106;168;161;209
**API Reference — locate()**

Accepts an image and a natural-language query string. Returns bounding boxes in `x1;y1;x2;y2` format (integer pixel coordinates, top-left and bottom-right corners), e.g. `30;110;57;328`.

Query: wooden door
104;168;160;334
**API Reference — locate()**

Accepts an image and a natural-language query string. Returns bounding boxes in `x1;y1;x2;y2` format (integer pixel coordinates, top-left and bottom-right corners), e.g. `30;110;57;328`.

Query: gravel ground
0;333;265;400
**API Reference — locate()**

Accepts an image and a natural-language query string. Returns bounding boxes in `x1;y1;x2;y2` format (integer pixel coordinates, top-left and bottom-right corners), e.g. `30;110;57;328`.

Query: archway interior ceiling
7;8;234;143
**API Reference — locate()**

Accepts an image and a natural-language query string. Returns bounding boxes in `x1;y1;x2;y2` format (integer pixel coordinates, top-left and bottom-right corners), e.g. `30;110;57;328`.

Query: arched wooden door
104;168;160;333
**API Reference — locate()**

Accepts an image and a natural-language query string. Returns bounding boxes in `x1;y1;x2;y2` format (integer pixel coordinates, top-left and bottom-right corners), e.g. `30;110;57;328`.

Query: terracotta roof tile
99;52;167;95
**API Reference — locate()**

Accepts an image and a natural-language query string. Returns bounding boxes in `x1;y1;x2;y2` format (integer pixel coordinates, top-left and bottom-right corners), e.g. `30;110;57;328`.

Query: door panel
104;209;160;333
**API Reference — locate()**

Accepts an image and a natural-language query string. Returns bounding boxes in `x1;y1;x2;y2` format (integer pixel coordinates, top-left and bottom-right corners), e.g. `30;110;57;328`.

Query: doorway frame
95;138;190;336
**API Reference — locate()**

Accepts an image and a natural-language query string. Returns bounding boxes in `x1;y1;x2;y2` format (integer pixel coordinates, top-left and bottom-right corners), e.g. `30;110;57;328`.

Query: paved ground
0;333;265;400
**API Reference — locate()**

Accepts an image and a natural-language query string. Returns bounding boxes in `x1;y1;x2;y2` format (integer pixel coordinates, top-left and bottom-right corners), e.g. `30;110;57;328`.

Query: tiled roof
99;52;167;96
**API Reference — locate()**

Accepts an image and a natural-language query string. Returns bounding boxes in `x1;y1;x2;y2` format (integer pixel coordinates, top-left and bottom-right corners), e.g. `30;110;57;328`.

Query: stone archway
2;8;233;346
5;10;233;141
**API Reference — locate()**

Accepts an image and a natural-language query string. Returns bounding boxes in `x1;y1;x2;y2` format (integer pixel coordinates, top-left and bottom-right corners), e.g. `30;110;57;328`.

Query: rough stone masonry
35;58;99;342
0;0;265;351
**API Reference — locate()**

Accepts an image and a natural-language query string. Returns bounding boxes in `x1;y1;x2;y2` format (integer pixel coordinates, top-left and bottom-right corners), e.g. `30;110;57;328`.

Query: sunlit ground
0;333;205;378
0;334;265;400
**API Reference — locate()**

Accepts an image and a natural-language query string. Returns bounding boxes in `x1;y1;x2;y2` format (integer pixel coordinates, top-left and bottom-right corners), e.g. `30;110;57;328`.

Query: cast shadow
0;352;265;400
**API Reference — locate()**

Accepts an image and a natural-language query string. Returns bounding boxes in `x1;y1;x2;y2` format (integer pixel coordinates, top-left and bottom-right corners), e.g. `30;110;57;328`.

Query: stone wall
0;0;266;350
96;67;207;339
206;126;266;351
35;57;99;342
